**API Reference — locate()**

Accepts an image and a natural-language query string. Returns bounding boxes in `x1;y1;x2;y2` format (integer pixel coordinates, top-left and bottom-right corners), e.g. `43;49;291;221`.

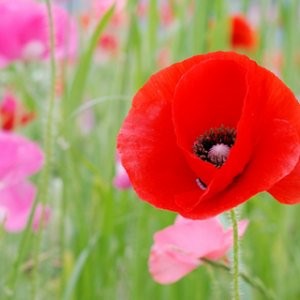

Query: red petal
179;120;300;218
268;162;300;204
175;54;300;217
117;55;212;211
231;15;256;49
173;57;248;184
118;51;300;217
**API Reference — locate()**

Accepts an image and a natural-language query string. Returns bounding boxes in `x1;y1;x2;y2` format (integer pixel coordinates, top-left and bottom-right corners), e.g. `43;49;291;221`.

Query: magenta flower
0;182;51;232
113;153;131;189
0;132;43;185
0;132;48;232
149;215;248;284
0;0;77;67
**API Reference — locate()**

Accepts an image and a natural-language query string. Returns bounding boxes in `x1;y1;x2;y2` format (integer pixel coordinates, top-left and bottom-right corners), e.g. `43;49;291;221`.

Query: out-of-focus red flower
98;34;118;53
0;93;35;131
117;51;300;219
149;215;248;284
80;12;92;30
230;15;257;50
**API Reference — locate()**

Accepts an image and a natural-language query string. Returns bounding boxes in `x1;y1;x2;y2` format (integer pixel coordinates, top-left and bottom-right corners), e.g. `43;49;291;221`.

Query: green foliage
1;1;300;299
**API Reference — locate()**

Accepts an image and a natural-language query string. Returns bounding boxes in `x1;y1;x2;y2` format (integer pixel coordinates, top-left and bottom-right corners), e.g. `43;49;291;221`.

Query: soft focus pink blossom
92;0;126;16
0;131;43;186
0;181;36;232
149;215;248;284
32;204;52;232
76;105;95;135
113;153;131;189
0;132;47;232
0;182;50;232
93;0;127;29
0;0;77;67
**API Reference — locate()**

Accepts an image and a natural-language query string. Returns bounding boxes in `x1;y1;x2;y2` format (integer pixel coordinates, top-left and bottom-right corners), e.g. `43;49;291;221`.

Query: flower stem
230;209;240;300
5;1;56;297
31;0;56;297
203;259;276;300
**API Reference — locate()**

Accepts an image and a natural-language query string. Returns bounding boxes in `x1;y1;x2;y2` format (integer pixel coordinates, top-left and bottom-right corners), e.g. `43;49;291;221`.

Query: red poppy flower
0;93;35;131
117;52;300;219
231;15;256;50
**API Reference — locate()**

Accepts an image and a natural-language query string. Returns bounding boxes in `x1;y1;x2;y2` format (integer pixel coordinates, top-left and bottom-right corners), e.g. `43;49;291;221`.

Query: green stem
5;1;56;297
230;209;240;300
203;259;276;300
31;1;56;298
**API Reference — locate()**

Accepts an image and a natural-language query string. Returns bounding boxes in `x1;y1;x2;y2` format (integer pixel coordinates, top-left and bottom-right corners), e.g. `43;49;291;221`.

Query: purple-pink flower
113;153;131;189
149;215;248;284
0;0;77;67
0;132;49;232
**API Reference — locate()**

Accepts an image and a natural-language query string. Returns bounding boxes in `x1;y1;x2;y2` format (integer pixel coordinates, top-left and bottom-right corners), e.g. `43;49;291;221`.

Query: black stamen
193;125;236;167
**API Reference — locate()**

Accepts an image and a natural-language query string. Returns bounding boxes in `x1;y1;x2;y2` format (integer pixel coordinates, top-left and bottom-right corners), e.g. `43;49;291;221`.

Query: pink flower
149;215;248;284
0;182;50;232
0;131;48;232
113;153;131;189
0;132;43;185
32;204;51;232
0;0;77;67
92;0;126;15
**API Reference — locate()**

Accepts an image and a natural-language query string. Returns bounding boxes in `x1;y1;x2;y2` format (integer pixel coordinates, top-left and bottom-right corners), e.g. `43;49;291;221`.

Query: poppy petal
268;162;300;204
204;61;300;207
173;59;247;151
180;119;300;218
118;51;300;218
117;55;213;211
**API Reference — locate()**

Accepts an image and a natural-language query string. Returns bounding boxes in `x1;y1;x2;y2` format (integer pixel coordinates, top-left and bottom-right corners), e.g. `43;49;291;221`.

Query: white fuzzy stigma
208;143;230;166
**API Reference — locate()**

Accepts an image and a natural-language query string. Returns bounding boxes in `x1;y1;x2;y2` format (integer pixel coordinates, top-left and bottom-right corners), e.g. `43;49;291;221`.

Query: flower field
1;1;300;299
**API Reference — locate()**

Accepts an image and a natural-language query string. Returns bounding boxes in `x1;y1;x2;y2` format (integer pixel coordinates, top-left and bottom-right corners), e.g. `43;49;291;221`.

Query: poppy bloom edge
117;51;300;218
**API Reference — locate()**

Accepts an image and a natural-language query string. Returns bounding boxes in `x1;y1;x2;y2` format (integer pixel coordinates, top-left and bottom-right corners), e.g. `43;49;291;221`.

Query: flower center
193;126;236;167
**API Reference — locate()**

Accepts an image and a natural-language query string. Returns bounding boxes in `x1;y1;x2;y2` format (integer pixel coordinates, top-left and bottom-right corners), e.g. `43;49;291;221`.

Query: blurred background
0;0;300;299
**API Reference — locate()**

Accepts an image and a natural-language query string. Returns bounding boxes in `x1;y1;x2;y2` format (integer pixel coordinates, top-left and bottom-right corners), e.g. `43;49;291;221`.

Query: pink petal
0;181;35;232
113;153;131;189
0;183;51;233
149;215;248;284
149;245;200;284
32;204;51;232
153;217;227;258
0;0;77;66
0;132;44;186
205;219;249;260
